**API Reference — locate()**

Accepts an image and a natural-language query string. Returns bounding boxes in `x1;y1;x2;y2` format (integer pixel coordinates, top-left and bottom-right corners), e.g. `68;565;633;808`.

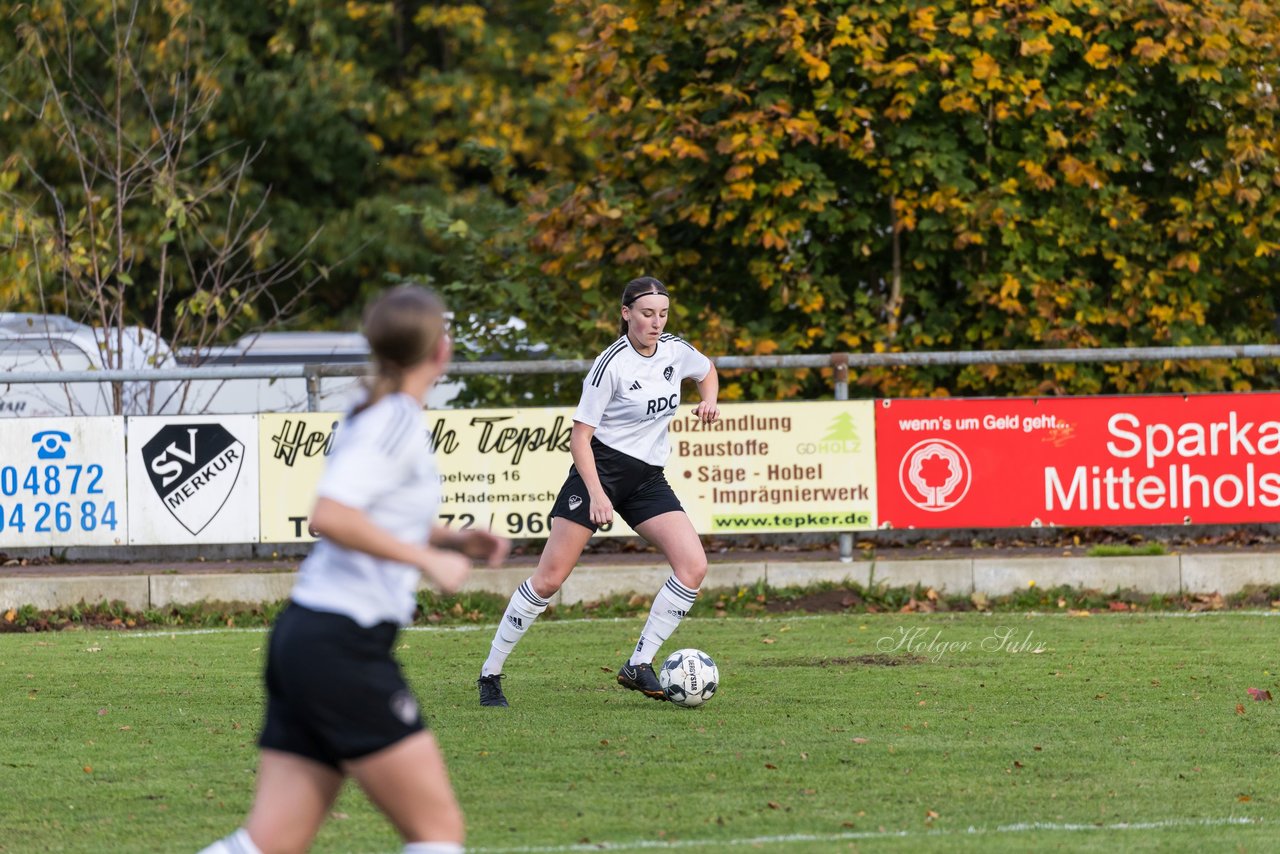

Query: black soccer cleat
617;661;668;701
477;674;509;707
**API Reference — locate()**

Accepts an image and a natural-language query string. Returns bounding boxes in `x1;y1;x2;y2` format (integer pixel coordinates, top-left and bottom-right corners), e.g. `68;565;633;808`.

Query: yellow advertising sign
670;401;876;533
257;409;637;542
258;413;342;542
257;402;875;542
427;407;637;538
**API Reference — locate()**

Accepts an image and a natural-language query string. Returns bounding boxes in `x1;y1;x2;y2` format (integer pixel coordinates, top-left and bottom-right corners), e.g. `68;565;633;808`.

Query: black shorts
549;437;684;532
258;603;424;769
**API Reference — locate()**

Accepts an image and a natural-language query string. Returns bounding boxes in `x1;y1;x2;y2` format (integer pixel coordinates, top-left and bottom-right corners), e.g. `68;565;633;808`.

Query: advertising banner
258;408;626;542
258;413;341;542
670;401;876;533
126;415;260;544
0;417;127;547
876;393;1280;529
259;402;875;542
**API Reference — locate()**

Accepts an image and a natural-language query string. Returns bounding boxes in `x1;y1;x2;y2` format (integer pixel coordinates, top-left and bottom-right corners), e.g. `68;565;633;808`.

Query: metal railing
9;342;1280;406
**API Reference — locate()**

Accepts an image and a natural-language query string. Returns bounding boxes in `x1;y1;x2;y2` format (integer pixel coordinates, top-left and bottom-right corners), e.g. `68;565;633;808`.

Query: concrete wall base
4;554;1280;611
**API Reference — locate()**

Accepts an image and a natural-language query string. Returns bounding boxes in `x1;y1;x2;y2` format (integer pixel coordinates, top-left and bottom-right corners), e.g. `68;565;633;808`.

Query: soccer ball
658;648;719;708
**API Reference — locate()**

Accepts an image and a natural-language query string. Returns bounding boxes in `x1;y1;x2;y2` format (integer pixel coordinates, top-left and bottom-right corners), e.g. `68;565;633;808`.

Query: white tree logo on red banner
899;439;972;512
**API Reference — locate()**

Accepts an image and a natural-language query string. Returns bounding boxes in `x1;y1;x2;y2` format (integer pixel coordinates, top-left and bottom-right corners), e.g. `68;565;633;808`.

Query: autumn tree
2;0;591;376
199;0;591;341
0;1;333;412
533;0;1280;399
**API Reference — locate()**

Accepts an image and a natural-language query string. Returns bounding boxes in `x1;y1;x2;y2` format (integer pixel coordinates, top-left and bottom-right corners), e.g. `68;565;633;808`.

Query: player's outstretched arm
309;497;472;593
430;526;510;568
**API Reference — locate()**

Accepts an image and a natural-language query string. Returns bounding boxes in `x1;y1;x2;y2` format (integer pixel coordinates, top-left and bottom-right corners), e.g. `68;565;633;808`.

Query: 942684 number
0;500;119;534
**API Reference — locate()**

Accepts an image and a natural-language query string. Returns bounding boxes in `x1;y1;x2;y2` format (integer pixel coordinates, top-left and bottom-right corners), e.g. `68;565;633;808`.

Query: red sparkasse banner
875;393;1280;529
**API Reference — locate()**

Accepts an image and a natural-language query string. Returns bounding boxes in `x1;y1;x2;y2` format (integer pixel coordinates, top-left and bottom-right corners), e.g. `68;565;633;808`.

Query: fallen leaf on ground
1247;688;1273;702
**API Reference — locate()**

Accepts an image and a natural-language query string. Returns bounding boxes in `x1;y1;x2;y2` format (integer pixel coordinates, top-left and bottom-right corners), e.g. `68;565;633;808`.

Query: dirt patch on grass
765;589;866;613
771;654;925;667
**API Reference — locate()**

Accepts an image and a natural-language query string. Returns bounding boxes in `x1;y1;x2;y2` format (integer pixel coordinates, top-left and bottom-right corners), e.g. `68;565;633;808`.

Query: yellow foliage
1019;159;1056;190
671;136;708;161
682;205;711;226
640;142;669;161
1083;43;1112;68
761;230;787;249
1059;155;1103;188
1131;37;1166;63
1020;35;1053;57
773;178;804;197
971;52;1000;81
940;92;980;113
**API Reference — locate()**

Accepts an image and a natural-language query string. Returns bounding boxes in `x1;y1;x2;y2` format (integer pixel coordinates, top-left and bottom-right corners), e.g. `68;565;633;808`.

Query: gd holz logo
143;424;245;534
899;439;972;512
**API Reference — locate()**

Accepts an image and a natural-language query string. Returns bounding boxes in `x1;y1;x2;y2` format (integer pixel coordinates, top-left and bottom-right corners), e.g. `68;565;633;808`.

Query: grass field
2;611;1278;852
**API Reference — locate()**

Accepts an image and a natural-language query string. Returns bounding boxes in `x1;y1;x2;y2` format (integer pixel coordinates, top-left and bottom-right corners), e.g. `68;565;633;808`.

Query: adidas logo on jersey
629;380;643;390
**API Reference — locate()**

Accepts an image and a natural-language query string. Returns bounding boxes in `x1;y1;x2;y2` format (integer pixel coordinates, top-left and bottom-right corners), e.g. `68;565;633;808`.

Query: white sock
629;575;699;666
197;828;262;854
482;579;549;676
403;843;463;853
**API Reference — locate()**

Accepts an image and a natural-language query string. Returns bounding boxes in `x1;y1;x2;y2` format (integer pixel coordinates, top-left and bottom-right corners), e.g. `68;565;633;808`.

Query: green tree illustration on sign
821;414;861;450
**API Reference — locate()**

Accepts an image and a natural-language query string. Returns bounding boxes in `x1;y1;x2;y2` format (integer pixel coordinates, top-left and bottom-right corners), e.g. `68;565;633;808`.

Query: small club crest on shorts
663;366;674;382
390;690;419;726
567;494;583;511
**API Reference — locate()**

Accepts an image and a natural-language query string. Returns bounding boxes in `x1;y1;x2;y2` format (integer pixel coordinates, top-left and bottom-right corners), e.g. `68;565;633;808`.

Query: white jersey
290;392;437;627
574;334;712;466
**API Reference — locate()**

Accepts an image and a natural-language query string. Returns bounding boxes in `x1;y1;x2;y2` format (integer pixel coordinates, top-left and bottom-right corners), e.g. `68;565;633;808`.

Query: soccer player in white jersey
201;286;508;854
477;276;719;706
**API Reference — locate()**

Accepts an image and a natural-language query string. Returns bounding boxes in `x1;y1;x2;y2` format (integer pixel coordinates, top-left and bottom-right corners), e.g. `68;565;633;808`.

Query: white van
0;313;461;417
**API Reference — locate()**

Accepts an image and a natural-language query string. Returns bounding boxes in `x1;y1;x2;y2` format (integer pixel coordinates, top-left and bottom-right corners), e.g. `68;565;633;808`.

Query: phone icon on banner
32;430;72;460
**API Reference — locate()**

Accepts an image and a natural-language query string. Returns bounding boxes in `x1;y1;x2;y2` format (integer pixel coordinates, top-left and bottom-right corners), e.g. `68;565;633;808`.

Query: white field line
466;816;1262;853
108;608;1280;640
